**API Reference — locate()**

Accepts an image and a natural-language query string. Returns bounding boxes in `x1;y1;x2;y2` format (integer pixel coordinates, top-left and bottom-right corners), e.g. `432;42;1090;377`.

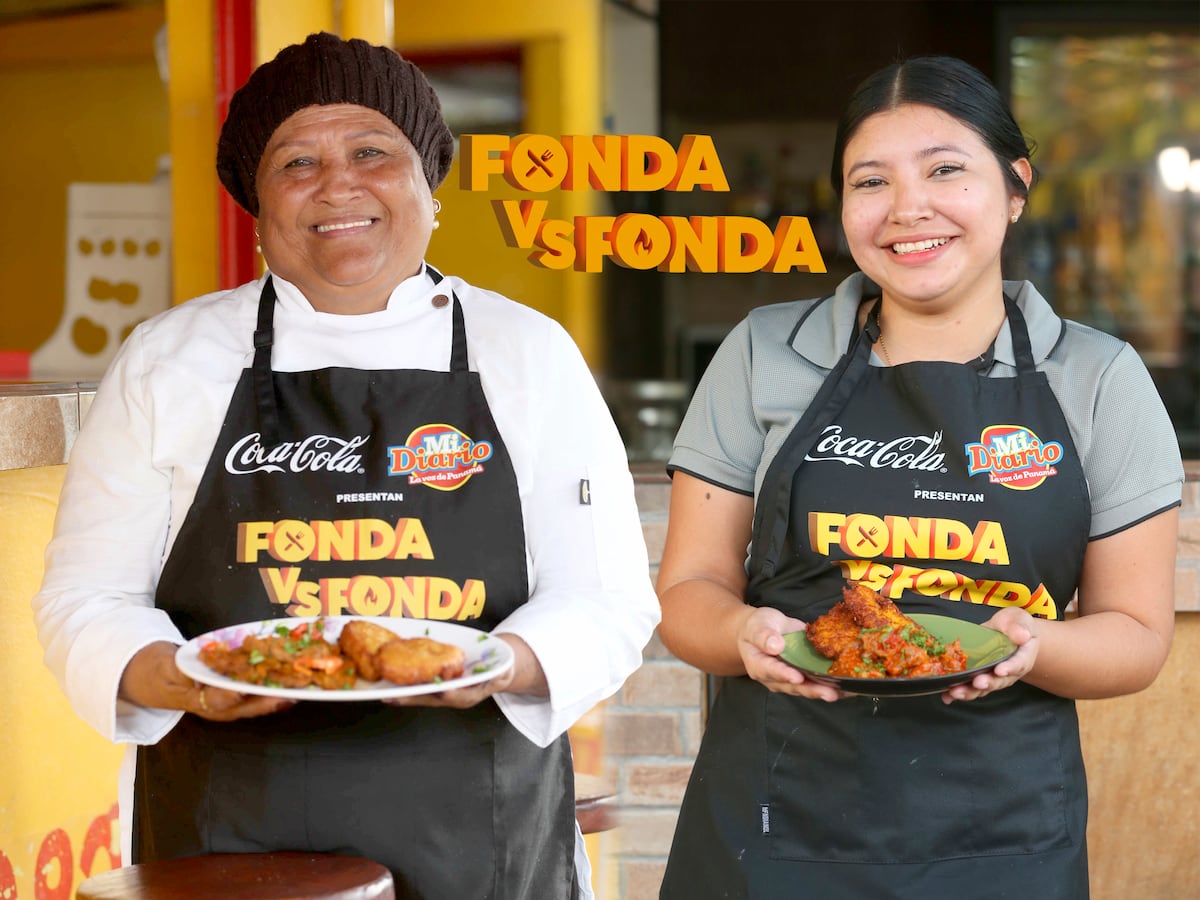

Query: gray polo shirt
670;272;1183;539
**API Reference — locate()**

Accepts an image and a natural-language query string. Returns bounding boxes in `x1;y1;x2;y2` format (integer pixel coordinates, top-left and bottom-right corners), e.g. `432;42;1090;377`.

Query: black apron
136;271;576;900
662;298;1092;899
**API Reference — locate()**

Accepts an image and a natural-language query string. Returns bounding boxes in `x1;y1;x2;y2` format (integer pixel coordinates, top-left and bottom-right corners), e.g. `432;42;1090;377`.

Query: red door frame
214;0;257;290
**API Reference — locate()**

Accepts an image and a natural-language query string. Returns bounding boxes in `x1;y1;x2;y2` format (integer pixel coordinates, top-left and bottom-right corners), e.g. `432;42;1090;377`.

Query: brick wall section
604;462;1200;899
603;468;688;899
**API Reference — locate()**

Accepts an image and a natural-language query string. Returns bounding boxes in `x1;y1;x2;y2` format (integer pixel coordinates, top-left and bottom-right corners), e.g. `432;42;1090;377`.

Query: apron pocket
764;688;1076;864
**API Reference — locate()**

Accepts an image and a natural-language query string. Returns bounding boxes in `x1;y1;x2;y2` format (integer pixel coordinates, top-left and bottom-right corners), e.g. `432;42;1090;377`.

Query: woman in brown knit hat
34;32;658;900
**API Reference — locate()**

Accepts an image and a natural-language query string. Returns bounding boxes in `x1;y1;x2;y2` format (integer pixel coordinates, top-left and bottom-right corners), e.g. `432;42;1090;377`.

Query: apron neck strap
252;276;281;448
426;265;470;374
1004;293;1036;374
748;300;875;582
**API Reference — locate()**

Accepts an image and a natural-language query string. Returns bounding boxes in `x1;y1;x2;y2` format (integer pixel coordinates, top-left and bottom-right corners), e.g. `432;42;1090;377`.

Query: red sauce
828;624;968;679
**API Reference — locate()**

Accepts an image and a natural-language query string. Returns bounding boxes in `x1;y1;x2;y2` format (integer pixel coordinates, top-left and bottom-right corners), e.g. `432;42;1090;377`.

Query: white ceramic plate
176;616;514;701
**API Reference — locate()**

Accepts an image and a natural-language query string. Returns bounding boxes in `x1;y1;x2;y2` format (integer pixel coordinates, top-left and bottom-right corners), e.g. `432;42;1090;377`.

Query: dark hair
830;56;1037;201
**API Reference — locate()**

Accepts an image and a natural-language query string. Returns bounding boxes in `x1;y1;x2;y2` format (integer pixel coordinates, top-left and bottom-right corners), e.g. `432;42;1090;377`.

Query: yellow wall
164;0;217;313
0;4;167;353
0;465;125;898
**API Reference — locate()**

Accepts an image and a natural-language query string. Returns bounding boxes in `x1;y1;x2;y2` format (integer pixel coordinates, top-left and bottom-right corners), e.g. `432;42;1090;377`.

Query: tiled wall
614;461;1200;900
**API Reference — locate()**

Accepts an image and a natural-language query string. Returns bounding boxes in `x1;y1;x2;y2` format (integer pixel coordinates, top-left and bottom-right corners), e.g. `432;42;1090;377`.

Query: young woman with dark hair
657;56;1181;899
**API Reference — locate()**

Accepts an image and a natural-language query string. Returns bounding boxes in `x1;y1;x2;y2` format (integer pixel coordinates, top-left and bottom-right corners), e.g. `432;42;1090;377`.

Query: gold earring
432;198;442;231
254;225;261;253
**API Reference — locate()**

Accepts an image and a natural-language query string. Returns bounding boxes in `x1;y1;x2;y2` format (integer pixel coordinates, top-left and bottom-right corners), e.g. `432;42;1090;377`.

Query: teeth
316;219;373;233
892;237;949;255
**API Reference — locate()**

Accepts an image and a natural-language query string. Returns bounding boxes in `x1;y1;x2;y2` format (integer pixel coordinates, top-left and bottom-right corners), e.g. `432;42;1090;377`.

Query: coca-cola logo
224;432;368;475
804;425;947;472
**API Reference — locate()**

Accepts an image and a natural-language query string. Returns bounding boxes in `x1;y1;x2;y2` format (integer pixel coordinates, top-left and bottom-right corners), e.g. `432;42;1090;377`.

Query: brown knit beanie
216;32;455;216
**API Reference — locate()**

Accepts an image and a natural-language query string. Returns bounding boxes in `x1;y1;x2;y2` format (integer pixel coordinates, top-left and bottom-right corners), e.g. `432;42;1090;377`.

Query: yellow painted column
342;0;394;44
165;0;217;305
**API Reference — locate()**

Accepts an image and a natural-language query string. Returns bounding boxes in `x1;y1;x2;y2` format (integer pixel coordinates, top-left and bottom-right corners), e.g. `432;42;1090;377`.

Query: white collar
267;263;436;319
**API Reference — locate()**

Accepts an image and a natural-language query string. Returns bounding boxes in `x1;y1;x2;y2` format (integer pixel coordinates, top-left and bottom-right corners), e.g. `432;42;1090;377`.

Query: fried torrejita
338;619;401;682
807;582;915;658
840;581;911;631
377;637;466;686
804;600;861;658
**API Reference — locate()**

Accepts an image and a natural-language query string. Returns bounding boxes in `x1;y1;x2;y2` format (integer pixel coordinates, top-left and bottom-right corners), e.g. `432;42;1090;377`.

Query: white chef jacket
33;266;659;893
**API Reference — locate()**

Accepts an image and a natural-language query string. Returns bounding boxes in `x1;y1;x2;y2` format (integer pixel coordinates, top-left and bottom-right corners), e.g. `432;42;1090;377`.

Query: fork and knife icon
524;148;554;177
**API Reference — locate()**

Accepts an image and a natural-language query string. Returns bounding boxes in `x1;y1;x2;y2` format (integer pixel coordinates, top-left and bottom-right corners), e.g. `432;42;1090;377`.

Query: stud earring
1010;214;1019;223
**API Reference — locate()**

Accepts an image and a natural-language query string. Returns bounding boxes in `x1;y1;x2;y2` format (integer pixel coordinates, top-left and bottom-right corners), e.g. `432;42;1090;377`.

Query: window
1002;20;1200;455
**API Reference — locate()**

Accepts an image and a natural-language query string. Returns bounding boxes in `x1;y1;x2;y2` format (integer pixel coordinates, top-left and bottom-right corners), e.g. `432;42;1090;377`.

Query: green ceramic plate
779;613;1019;697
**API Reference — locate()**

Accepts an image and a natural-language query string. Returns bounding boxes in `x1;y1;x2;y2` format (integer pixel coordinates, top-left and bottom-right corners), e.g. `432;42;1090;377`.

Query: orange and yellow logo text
461;133;827;274
237;517;485;620
809;510;1058;619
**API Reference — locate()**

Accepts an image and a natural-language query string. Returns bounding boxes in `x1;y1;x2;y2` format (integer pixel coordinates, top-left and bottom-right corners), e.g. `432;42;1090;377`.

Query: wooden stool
75;852;394;900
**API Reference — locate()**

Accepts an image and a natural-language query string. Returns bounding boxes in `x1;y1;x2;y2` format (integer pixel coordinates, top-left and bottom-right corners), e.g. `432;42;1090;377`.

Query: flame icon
634;230;653;253
364;587;378;606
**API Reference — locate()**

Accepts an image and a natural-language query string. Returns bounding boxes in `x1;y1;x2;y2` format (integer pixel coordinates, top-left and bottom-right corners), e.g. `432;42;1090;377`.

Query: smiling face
254;104;435;314
840;104;1031;317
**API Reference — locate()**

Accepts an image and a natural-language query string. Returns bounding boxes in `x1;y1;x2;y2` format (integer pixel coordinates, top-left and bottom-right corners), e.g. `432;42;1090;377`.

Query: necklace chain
876;320;992;369
876;320;893;366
